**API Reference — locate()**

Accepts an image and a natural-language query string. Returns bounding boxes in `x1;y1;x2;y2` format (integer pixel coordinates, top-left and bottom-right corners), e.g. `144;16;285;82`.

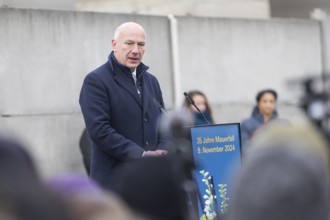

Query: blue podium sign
190;123;242;220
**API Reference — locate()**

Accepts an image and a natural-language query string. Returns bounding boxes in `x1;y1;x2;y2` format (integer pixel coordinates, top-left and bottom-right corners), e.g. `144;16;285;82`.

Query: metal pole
168;14;182;108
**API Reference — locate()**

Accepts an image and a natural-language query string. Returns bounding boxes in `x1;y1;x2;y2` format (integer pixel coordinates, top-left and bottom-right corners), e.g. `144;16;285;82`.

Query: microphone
183;92;195;105
152;98;167;114
183;92;210;125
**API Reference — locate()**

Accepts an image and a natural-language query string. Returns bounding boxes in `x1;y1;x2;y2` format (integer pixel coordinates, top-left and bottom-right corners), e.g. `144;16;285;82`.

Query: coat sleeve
79;73;144;160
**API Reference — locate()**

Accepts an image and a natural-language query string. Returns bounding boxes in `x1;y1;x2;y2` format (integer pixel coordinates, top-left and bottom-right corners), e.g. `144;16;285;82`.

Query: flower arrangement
218;184;229;214
199;170;229;220
199;170;217;220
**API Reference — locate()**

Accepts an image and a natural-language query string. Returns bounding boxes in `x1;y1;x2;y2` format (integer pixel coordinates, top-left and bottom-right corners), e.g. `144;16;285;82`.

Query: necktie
132;74;141;98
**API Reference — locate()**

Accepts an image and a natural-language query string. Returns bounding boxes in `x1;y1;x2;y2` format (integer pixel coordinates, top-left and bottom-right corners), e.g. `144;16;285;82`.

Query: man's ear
112;39;117;51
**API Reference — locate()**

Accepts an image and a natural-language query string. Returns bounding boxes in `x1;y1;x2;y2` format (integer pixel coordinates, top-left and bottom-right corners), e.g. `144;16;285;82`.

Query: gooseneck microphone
183;92;210;125
152;98;167;114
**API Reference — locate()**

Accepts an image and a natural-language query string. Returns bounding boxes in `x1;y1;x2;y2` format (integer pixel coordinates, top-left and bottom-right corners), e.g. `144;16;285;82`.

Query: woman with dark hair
241;89;279;150
183;90;215;126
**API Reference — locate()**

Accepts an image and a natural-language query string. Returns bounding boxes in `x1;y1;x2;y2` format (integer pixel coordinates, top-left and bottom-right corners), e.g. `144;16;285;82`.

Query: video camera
297;73;330;139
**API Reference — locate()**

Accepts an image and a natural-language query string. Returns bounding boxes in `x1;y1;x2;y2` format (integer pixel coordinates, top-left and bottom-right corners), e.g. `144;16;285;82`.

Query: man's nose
132;44;139;53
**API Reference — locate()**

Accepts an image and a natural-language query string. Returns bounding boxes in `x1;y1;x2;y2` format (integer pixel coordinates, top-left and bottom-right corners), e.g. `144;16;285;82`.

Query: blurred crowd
2;89;330;220
0;134;188;220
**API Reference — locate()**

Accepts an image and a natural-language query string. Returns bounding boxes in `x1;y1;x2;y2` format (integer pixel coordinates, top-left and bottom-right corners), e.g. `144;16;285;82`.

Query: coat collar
251;106;278;123
108;52;149;108
108;51;149;78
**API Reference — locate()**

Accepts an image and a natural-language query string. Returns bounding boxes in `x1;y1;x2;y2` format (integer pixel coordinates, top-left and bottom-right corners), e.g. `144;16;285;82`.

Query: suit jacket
79;52;169;189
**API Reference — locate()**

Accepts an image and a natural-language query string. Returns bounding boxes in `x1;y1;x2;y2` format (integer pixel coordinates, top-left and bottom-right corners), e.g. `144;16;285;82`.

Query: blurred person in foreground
110;109;198;220
79;22;170;190
227;122;330;220
182;90;215;126
47;174;137;220
240;89;285;151
0;135;72;220
111;156;190;220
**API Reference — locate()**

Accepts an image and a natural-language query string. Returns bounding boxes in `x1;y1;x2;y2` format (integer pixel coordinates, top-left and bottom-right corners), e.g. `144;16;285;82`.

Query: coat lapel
114;72;143;108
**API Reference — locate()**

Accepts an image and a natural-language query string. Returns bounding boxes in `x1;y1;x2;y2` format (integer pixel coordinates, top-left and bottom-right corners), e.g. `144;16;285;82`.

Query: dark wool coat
79;52;169;189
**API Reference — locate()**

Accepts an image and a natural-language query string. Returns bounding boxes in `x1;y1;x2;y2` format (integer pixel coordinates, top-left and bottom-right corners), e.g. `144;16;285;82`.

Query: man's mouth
128;57;139;62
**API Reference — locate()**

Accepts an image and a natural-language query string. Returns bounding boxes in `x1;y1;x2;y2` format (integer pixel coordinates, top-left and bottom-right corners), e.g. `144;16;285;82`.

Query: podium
189;123;242;219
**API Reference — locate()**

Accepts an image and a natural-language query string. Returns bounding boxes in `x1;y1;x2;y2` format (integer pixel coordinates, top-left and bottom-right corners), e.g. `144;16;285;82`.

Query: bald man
79;22;169;189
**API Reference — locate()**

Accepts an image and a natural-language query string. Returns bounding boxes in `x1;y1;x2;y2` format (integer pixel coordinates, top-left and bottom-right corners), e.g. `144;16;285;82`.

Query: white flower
206;212;217;220
204;205;211;212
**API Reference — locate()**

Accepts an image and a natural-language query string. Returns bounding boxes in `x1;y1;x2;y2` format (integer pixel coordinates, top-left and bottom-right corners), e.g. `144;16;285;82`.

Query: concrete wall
0;8;323;177
177;17;322;123
0;8;173;177
1;0;75;10
76;0;270;19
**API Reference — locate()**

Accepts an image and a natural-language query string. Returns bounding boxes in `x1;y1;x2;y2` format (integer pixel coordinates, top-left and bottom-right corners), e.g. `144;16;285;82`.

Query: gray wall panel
177;17;321;123
0;8;324;177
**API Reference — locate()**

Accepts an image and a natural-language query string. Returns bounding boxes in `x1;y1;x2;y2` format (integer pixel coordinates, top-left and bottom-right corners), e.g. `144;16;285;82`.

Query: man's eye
138;43;145;47
126;42;133;45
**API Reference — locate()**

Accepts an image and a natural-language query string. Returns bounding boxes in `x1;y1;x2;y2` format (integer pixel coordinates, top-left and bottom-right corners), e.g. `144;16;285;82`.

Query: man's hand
143;150;168;157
